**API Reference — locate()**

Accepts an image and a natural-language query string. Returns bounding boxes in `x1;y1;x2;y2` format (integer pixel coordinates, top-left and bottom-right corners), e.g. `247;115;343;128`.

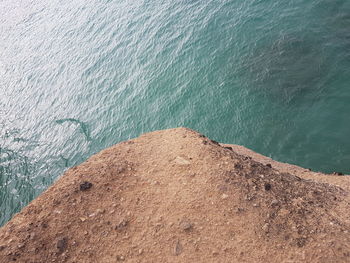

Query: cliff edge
0;128;349;262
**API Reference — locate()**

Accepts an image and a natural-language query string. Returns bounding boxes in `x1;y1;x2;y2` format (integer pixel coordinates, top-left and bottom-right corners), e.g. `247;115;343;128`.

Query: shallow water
1;0;350;225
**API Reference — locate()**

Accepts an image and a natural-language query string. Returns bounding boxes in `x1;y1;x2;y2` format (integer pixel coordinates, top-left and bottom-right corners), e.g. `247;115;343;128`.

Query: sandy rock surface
0;127;349;262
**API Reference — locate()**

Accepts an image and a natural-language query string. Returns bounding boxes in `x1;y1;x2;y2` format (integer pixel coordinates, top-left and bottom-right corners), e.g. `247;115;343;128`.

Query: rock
80;181;92;191
95;209;105;215
115;219;128;231
116;167;125;174
174;240;182;256
236;208;244;213
56;237;68;253
17;243;24;249
264;183;272;191
180;221;193;231
210;139;220;145
270;200;279;207
0;127;349;262
29;232;36;240
221;194;229;199
266;163;272;168
234;163;243;170
262;223;269;233
174;156;191;165
116;255;125;261
333;172;344;176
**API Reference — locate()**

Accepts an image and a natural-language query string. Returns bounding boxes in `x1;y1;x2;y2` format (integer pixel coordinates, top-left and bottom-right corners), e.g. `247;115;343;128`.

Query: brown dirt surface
0;127;349;263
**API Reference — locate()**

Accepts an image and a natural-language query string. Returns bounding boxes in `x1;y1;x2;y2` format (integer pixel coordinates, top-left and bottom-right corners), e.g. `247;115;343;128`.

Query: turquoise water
1;0;350;225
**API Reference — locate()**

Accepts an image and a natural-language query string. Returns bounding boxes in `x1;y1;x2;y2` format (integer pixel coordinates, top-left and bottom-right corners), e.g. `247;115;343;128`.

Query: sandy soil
0;127;349;263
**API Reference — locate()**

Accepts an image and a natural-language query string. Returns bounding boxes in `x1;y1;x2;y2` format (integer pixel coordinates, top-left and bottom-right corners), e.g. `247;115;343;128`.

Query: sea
1;0;350;225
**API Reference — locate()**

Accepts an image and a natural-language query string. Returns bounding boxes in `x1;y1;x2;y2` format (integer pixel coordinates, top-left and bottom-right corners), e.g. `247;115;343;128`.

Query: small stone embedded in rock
80;181;92;191
174;240;183;256
29;232;36;240
116;255;125;261
332;172;344;176
221;194;229;199
115;219;129;231
210;139;220;145
96;209;105;214
116;167;125;174
236;207;244;213
234;163;243;170
57;237;68;253
264;183;272;191
175;156;191;165
270;200;279;207
180;221;193;231
262;223;269;233
17;244;24;249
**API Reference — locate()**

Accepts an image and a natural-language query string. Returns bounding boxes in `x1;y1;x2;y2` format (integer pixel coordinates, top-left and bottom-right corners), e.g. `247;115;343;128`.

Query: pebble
180;221;193;231
80;181;93;191
115;219;129;231
29;232;36;240
270;200;279;207
236;208;244;213
262;223;269;233
57;237;68;253
332;172;344;176
174;240;183;256
264;183;272;191
175;156;191;165
17;244;24;249
116;255;125;261
221;194;229;199
96;209;105;214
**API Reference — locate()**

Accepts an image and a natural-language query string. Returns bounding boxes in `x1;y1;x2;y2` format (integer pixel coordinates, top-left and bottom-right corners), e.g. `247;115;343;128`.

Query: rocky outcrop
0;128;349;262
